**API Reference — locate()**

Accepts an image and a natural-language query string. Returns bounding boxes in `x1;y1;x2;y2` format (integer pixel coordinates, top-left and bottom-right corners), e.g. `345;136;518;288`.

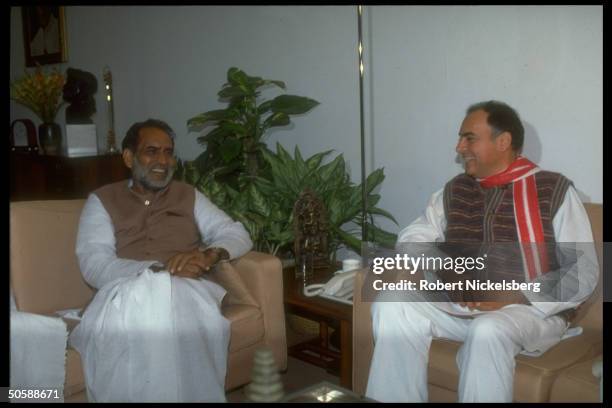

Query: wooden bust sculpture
63;67;97;124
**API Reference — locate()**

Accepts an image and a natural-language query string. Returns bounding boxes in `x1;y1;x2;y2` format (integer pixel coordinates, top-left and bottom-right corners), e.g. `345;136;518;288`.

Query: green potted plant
178;66;397;261
257;144;397;259
187;67;319;189
176;144;397;260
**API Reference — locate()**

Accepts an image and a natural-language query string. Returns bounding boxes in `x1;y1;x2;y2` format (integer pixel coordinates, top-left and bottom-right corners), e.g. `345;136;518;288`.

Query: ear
122;149;134;169
495;131;513;152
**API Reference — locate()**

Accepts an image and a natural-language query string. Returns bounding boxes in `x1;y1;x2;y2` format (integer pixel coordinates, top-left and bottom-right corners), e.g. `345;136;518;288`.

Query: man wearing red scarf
366;101;599;402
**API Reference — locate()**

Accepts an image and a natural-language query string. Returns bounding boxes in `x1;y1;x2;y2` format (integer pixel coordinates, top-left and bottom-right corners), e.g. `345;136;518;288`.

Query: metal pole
357;5;367;243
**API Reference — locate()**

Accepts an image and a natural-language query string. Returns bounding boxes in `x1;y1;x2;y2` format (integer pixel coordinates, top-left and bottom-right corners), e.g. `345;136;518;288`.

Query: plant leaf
264;112;290;128
219;138;242;163
173;159;186;181
276;143;293;166
365;168;385;195
220;121;247;136
257;100;273;115
183;161;202;186
294;146;307;176
188;109;236;129
218;85;248;99
359;222;398;249
305;150;333;171
327;196;346;226
335;227;363;253
270;95;320;115
368;207;399;224
227;67;248;86
266;80;286;89
246;75;263;86
318;154;345;184
367;194;381;208
196;126;231;146
248;183;271;217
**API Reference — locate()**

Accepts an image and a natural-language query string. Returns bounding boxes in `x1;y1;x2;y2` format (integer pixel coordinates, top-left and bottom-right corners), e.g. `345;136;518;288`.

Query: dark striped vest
441;171;572;287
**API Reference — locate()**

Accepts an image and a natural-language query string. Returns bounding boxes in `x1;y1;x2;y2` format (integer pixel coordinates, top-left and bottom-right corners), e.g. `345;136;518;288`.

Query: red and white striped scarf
478;156;548;281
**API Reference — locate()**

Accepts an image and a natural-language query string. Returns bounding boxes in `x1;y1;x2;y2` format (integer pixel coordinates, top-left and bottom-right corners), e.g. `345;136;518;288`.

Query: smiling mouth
150;168;167;176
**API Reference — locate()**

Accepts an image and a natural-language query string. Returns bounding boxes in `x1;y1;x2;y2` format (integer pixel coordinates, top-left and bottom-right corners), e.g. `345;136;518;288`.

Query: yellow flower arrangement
10;67;65;123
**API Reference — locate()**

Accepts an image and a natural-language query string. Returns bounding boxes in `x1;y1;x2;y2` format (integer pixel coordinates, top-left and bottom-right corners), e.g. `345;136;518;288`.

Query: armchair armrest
232;251;287;371
592;358;603;402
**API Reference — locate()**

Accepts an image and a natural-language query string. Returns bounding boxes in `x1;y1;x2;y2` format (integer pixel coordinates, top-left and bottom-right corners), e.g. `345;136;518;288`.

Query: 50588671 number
8;389;61;400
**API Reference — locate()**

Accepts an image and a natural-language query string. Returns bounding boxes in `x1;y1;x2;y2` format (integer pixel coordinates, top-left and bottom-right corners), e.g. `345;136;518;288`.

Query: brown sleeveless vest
94;180;201;263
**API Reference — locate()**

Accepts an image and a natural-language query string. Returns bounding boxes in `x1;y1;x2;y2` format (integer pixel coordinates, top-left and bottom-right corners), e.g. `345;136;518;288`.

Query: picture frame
21;6;68;67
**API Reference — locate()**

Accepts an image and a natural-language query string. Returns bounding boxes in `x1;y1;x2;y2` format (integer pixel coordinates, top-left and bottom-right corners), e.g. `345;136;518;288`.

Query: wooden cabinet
10;153;130;201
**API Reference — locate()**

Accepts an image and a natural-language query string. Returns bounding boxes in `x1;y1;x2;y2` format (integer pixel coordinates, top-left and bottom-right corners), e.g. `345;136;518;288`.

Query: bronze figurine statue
293;188;330;272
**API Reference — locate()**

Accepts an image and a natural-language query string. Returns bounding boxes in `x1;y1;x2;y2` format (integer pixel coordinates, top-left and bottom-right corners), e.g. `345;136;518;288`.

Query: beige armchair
10;199;287;402
353;203;602;402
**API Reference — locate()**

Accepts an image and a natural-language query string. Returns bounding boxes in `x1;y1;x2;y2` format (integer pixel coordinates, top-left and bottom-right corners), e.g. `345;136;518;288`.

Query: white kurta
69;188;252;402
10;310;68;402
366;185;599;402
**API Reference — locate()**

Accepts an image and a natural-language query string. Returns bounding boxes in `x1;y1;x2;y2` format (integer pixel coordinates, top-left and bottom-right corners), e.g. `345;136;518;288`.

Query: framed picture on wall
21;6;68;67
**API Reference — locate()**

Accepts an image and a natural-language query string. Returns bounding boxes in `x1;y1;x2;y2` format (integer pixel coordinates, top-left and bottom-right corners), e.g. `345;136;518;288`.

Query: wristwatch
203;247;230;265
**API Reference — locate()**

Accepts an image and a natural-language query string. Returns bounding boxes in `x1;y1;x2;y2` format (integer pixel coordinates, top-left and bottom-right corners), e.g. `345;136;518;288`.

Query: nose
156;151;169;165
456;137;467;154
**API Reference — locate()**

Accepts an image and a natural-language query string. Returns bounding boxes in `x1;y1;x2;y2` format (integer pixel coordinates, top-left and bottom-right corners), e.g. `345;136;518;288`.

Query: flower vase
38;122;62;156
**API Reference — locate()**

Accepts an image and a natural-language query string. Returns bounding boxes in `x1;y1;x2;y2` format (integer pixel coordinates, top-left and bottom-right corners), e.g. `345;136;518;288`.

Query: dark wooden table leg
340;319;352;390
320;321;329;348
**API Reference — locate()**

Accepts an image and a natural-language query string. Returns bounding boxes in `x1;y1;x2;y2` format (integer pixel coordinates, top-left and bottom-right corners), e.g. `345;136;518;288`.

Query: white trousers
365;296;567;402
70;269;231;402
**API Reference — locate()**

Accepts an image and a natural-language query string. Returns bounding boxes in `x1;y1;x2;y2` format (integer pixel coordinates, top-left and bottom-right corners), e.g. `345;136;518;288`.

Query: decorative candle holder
244;347;284;402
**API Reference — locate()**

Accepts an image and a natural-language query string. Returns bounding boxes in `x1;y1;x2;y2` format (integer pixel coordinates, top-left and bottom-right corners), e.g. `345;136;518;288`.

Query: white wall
365;6;602;233
10;6;360;165
10;6;603;240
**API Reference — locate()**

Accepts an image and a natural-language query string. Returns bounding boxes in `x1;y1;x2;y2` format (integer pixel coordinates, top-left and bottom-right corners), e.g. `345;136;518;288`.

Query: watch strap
201;247;230;264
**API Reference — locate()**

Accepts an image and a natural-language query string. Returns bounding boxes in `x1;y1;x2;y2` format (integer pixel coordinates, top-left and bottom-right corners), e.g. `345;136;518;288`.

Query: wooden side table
283;266;353;390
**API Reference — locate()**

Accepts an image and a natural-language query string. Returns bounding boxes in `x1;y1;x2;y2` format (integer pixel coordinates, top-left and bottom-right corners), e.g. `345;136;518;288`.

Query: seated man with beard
69;119;253;402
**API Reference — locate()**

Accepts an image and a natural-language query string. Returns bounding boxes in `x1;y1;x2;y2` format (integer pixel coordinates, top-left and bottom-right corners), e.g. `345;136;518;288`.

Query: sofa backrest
572;203;602;330
10;199;94;314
